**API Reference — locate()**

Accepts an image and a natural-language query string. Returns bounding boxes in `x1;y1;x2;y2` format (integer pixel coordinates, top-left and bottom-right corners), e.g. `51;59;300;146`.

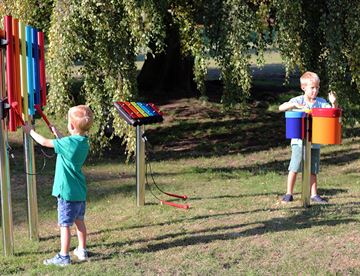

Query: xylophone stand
301;114;311;208
23;118;39;240
0;108;14;255
136;125;145;206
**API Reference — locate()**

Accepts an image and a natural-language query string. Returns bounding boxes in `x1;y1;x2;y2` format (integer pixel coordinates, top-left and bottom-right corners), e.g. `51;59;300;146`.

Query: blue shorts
288;145;320;174
57;198;86;227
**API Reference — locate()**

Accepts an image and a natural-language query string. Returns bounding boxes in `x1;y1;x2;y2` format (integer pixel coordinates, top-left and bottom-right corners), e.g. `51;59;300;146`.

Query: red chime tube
12;18;22;127
38;32;46;106
5;16;16;131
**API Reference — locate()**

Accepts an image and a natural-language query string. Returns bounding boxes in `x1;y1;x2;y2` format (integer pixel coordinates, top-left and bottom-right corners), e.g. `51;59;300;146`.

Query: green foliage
0;0;53;31
203;0;272;106
3;0;360;154
0;0;33;24
47;0;167;155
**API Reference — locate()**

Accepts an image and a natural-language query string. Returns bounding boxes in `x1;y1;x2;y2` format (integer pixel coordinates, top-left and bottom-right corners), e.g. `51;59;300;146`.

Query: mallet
160;200;190;209
34;104;52;132
10;102;25;125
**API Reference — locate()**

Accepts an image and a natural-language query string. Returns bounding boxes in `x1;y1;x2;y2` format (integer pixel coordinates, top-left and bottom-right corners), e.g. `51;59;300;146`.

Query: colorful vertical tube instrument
5;16;16;131
12;18;22;127
26;26;40;241
0;18;14;256
19;21;28;119
32;28;40;105
38;32;46;107
26;25;34;116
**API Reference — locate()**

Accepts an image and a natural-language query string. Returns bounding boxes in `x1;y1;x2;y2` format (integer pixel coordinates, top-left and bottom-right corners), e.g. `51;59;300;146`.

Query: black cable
145;157;162;202
143;131;183;199
142;128;166;202
7;143;55;176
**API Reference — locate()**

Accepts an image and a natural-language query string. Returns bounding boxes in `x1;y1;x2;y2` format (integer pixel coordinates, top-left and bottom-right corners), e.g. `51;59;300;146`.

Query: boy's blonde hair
68;105;93;132
300;71;320;87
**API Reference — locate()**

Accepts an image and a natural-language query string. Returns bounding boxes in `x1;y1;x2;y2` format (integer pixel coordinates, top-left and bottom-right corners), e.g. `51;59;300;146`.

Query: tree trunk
137;24;196;99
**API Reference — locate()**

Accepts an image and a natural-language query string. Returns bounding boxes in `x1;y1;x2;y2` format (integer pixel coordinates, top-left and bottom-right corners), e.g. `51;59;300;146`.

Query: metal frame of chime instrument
0;15;47;256
114;101;163;207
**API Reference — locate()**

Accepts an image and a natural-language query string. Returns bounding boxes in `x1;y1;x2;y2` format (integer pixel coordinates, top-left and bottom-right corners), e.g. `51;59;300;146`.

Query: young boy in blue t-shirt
23;105;93;266
279;71;338;203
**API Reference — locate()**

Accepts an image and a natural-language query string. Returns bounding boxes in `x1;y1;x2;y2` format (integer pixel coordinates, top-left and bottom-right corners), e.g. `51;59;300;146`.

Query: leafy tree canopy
1;0;359;155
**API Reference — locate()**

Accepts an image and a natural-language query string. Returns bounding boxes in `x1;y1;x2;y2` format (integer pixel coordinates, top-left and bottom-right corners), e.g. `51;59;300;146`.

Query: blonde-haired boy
23;105;93;266
279;71;338;203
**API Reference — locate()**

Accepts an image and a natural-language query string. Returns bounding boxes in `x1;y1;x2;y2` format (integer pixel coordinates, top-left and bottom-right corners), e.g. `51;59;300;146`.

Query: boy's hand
50;125;63;138
292;102;305;110
279;101;305;112
328;91;338;107
22;123;33;134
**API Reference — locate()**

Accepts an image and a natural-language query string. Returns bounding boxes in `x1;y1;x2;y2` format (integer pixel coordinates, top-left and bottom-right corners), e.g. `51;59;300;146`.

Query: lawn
1;66;360;275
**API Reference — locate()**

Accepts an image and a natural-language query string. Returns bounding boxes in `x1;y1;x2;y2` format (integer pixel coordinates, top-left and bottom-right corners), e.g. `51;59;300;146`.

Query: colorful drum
311;108;342;144
285;111;306;139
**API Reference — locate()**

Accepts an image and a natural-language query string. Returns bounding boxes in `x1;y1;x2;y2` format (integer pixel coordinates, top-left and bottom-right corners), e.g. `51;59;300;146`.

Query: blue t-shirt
52;135;89;201
289;95;331;149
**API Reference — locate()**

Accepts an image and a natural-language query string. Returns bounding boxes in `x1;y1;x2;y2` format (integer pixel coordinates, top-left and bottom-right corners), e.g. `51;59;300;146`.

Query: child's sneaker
43;253;71;266
74;247;89;261
282;194;293;202
311;195;327;203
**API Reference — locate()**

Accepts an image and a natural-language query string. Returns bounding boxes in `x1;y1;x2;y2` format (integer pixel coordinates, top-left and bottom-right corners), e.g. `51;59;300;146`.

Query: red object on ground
163;192;188;200
160;200;190;209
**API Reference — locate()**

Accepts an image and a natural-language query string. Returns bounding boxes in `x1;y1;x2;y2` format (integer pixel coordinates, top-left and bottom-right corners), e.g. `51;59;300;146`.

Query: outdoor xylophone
0;15;48;256
114;101;164;126
114;101;189;209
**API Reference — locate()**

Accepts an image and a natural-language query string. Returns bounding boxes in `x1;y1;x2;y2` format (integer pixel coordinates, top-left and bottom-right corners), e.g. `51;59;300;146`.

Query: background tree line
1;0;359;154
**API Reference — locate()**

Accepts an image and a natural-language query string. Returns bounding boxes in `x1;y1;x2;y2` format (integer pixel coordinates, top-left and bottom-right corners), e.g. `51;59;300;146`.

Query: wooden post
302;114;311;207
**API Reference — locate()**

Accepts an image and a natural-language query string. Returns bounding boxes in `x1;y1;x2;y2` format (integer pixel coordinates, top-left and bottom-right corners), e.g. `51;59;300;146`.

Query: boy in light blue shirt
23;105;93;266
279;71;338;203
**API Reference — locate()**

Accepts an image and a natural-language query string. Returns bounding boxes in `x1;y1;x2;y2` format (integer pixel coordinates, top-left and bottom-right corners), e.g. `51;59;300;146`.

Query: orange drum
311;108;342;145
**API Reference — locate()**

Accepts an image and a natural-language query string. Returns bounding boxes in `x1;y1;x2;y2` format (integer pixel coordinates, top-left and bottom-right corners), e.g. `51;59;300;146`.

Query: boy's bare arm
279;101;305;112
23;124;54;148
328;91;338;108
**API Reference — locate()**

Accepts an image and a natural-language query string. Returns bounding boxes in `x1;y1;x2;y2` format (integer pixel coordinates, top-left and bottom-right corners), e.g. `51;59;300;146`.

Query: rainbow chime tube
2;15;47;131
114;101;164;126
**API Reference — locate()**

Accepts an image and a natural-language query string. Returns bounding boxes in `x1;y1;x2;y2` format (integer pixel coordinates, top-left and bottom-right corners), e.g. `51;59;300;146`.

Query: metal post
0;47;14;256
0;119;14;256
23;127;39;240
302;114;311;207
136;125;145;206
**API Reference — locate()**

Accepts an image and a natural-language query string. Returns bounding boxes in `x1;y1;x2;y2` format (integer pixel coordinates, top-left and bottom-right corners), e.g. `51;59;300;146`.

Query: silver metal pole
0;119;14;256
136;125;145;206
23;126;39;240
0;46;14;256
302;114;311;208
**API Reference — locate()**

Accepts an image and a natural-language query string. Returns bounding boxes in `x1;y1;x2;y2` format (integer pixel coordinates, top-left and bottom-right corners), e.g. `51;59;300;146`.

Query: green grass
1;58;360;274
1;94;360;275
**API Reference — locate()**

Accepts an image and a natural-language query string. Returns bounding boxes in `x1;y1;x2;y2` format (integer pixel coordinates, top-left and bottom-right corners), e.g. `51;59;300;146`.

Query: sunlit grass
1;92;360;274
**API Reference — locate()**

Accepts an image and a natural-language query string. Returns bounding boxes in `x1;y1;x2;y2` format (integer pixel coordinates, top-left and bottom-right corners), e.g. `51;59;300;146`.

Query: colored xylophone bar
114;101;163;126
0;15;47;131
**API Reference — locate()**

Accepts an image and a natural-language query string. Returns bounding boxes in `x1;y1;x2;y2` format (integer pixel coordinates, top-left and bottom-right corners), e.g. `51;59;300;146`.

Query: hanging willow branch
44;0;360;155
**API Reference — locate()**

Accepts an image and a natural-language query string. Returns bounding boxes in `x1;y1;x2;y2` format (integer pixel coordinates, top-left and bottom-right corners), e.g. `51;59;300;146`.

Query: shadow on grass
9;138;357;226
145;110;288;161
86;201;359;261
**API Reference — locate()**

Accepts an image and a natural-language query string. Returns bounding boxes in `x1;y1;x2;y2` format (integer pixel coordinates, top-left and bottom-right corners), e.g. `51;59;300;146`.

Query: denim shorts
57;198;86;227
288;144;320;174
